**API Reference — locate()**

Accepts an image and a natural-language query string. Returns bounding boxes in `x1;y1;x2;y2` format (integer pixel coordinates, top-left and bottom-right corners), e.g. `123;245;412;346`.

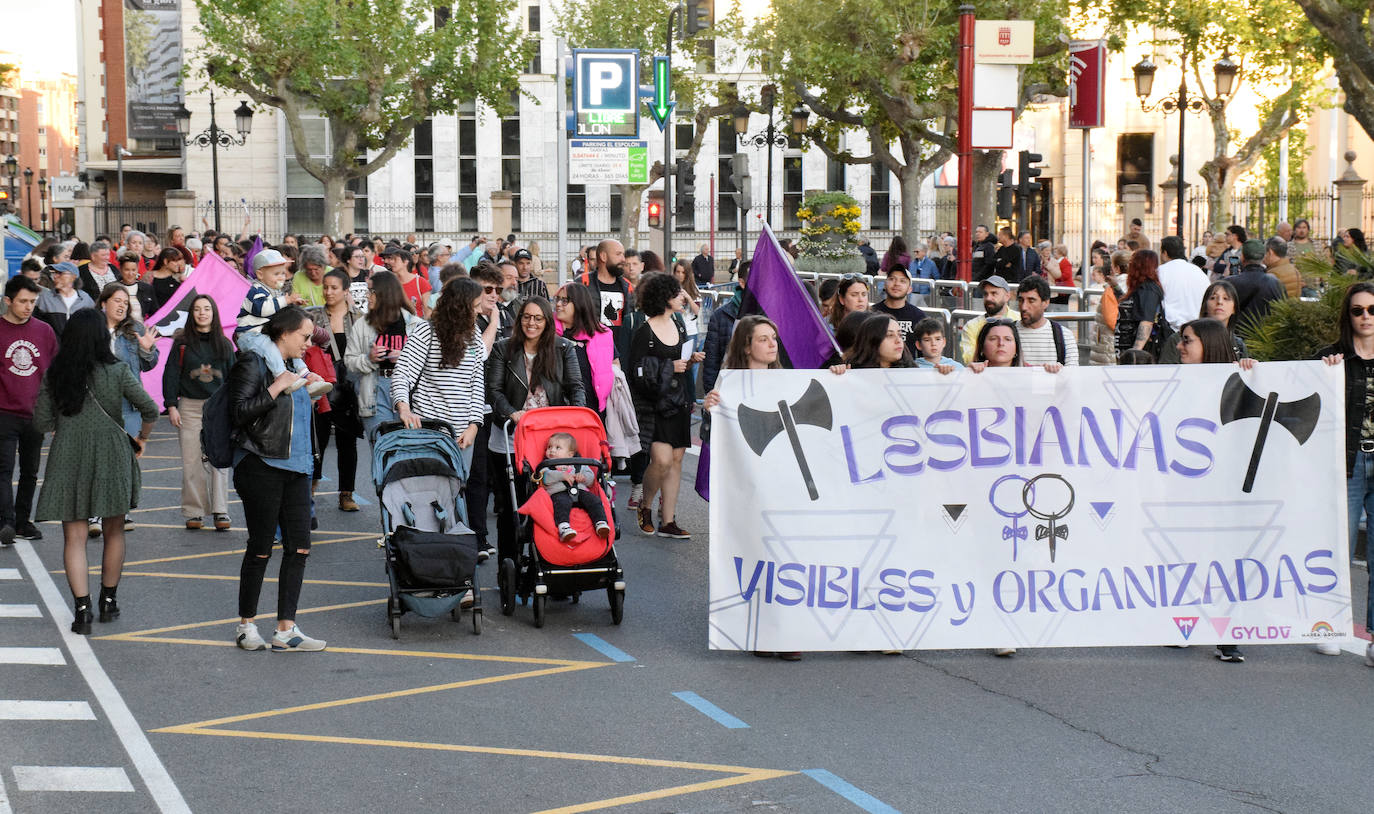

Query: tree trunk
897;164;921;241
322;174;347;238
971;150;1004;231
1200;170;1234;232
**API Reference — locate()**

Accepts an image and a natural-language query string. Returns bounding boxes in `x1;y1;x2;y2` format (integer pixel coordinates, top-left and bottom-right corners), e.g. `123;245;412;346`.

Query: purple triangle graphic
1210;617;1232;638
1090;501;1114;519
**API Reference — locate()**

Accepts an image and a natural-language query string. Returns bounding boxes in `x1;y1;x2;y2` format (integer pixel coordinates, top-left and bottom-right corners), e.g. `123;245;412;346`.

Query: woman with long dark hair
828;276;870;332
881;237;911;274
150;246;185;310
99;283;160;436
971;319;1022;370
1317;281;1374;665
1161;281;1249;363
164;294;236;531
33;309;157;634
228;306;326;653
309;269;364;511
345;269;420;439
844;314;915;369
391;277;487;454
1115;249;1167;358
554;282;614;413
487;295;585;566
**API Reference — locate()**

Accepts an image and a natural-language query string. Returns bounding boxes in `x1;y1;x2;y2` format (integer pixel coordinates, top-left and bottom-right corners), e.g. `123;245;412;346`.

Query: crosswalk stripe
12;766;134;793
0;569;19;580
0;701;96;720
0;605;40;618
0;648;64;666
0;769;11;814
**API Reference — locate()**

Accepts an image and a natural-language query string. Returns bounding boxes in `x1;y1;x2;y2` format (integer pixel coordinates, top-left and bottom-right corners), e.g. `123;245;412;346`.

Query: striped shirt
1018;320;1078;366
389;321;487;437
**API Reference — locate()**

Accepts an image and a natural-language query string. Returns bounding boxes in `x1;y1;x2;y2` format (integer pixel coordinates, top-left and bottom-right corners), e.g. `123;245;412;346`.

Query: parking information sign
570;140;650;184
573;49;640;138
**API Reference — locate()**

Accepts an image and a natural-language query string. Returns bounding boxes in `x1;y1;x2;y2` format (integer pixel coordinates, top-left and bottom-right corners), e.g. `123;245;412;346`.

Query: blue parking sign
573;49;639;138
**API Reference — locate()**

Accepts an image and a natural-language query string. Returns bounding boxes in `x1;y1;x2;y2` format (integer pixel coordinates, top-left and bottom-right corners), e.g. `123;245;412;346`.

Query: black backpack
200;380;236;470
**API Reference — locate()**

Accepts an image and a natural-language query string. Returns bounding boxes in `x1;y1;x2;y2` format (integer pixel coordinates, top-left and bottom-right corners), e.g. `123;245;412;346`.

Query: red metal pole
956;5;975;282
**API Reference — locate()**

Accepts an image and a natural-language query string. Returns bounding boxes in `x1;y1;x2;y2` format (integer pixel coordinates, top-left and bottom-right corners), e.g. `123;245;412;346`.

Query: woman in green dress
33;309;158;634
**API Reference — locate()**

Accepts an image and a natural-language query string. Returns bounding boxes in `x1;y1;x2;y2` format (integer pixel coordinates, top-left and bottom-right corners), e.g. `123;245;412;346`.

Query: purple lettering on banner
949;580;975;625
992;571;1025;613
735;558;766;602
1124;412;1168;472
925;410;967;471
1304;549;1337;593
1059;569;1088;611
878;569;907;611
1029;407;1073;467
1201;561;1238;604
1091;569;1123;610
818;565;848;609
776;563;805;606
969;407;1011;468
881;416;924;475
851;568;876;611
1028;569;1058;612
842;425;885;485
1014;406;1028;465
1234;558;1269;601
806;564;818;608
907;570;936;612
1169;418;1217;477
1076;407;1122;467
1273;555;1307;598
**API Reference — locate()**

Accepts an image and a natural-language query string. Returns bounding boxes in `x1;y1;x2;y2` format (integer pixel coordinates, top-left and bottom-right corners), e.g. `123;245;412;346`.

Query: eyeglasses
554;297;571;305
1351;305;1374;317
841;273;866;281
482;285;498;294
520;314;546;323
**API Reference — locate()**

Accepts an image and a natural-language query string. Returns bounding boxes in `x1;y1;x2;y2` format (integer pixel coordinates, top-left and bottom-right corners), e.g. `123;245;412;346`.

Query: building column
165;189;196;233
1158;155;1190;238
72;189;99;241
490;190;514;241
1335;150;1366;231
1121;184;1148;237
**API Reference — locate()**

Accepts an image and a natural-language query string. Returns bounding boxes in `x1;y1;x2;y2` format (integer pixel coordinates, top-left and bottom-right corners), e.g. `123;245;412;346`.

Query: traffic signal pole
662;4;679;265
956;5;974;282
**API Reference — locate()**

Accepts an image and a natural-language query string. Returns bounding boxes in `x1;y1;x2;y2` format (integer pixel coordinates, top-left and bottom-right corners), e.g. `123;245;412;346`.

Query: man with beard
872;266;926;357
513;248;548;301
970;224;998;283
578;238;635;359
959;275;1019;364
1288;218;1317;260
1016;275;1077;367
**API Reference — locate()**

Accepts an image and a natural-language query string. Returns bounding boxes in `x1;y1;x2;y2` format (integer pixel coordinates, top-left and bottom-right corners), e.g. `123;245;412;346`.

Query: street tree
193;0;530;236
556;0;734;250
1084;0;1329;230
1292;0;1374;145
743;0;1069;239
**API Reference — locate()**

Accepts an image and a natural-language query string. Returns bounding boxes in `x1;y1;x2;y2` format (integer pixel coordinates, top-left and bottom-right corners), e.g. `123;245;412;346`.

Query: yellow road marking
115;532;376;567
531;770;796;814
130;500;242;515
99;599;386;638
114;571;390;588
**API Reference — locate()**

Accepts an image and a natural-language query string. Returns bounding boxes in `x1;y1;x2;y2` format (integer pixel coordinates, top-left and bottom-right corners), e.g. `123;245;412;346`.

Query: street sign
973;20;1034;64
572;49;640;138
569;140;650;184
646;56;674;132
1069;40;1107;129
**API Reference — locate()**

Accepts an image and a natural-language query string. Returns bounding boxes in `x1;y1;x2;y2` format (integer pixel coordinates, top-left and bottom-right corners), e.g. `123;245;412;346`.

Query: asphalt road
2;418;1372;814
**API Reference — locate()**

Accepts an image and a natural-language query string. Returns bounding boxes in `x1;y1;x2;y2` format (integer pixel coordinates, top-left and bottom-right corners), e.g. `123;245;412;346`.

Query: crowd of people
4;215;1372;667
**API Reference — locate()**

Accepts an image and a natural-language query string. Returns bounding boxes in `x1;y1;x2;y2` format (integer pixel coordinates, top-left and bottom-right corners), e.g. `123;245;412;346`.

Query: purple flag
694;440;710;501
740;225;838;370
242;235;264;280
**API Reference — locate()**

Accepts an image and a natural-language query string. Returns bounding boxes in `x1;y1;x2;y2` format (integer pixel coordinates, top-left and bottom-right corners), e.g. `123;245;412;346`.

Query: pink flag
140;251;251;407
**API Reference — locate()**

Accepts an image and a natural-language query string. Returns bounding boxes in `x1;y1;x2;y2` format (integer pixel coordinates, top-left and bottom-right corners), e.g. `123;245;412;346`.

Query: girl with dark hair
1161;281;1249;363
227;305;327;653
1115;249;1166;358
971;319;1022;370
487;295;585;565
1317;281;1374;665
828;276;870;331
99;282;161;436
391;277;487;453
344;269;420;438
150;246;185;309
33;309;158;634
844;314;915;369
1336;228;1371;275
554;282;614;413
308;269;364;511
640;249;666;273
881;237;911;273
824;310;873;367
164;294;235;531
628;272;702;538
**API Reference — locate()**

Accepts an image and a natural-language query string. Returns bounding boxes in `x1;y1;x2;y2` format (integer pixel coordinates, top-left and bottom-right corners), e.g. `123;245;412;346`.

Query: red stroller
500;406;626;627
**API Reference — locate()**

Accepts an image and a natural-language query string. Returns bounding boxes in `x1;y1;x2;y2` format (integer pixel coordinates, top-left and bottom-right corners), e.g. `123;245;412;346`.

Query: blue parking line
349;492;372;506
571;633;635;663
802;769;901;814
672;691;749;729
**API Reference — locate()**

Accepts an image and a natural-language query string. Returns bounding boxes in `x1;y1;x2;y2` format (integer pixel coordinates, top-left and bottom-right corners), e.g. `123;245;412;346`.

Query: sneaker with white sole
627;483;643;510
558;522;576;542
1315;640;1342;656
992;647;1016;657
459;589;475;609
271;624;326;652
1215;645;1245;663
235;623;267;651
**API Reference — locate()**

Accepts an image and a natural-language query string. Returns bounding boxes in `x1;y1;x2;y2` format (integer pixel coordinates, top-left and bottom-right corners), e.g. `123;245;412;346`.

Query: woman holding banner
1317;281;1374;666
164;295;236;532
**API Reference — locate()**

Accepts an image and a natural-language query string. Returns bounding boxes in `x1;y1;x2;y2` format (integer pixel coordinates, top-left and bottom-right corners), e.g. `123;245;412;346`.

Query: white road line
0;604;41;618
0;701;95;720
0;569;19;580
12;766;135;793
0;771;11;814
0;647;65;666
13;542;191;813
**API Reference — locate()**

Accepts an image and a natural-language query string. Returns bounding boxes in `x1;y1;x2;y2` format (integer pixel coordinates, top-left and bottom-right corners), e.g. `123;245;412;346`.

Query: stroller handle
373;418;457;439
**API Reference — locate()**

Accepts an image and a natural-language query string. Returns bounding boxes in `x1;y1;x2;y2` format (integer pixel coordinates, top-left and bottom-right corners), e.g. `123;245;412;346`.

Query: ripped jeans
234;453;313;620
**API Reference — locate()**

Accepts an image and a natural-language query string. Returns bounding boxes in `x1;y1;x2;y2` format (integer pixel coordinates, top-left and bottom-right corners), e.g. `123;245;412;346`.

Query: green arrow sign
646;55;674;131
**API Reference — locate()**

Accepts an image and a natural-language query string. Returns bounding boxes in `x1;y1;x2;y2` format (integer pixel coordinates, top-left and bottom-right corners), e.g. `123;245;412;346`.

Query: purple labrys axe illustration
1219;372;1321;493
737;379;832;501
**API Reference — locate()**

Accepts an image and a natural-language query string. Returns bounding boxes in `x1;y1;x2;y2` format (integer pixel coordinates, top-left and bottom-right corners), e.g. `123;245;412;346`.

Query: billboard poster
124;0;183;140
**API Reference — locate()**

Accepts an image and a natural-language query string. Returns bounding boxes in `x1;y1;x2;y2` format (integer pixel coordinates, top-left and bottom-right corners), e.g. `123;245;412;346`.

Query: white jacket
605;366;641;459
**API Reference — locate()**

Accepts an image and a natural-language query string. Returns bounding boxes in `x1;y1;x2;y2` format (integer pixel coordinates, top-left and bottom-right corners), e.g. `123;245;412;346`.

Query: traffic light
996;169;1014;220
1017;150;1043;198
684;0;712;36
675;157;695;211
647;199;662;229
728;154;751;211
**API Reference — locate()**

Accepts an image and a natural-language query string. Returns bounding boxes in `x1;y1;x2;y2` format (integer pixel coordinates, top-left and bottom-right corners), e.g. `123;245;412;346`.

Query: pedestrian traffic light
675;157;695;211
647;199;662;229
684;0;712;36
728;154;751;211
1018;150;1043;197
996;169;1014;220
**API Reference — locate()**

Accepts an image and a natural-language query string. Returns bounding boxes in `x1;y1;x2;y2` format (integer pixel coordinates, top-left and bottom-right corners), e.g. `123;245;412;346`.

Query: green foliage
1239;253;1352;360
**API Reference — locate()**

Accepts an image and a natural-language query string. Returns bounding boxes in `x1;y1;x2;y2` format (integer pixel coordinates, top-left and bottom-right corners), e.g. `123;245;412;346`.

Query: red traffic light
647;200;662;228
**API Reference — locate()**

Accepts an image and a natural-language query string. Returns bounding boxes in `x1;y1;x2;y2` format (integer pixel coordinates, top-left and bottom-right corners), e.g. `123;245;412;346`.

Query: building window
501;115;521;232
528;5;540;31
1117;133;1153;203
610;188;623;232
414;118;434;232
525;38;542;74
457;101;478;232
870;165;890;230
717;119;737;232
827;157;846;193
285;115;330;234
346;157;368;233
568;183;586;231
783;156;803;229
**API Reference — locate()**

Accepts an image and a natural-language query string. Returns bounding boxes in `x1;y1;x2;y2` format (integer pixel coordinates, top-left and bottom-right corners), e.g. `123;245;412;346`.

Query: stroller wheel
608;587;624;625
472;607;483;635
532;594;546;628
390;614;401;639
499;558;517;616
571;592;580;604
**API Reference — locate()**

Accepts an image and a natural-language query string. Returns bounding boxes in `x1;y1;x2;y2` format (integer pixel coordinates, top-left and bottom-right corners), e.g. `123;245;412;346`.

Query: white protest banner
708;363;1352;651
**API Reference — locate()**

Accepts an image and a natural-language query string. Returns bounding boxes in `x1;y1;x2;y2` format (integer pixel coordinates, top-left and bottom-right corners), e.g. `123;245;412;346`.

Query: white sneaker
306;380;334;399
1315;641;1342;656
627;483;643;509
271;624;326;652
235;623;267;651
459;589;475;609
1366;642;1374;668
558;522;576;542
993;647;1016;657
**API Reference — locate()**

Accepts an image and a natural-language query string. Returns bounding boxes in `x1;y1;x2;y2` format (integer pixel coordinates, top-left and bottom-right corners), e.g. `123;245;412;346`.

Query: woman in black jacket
1318;281;1374;665
227;306;328;654
487;295;585;567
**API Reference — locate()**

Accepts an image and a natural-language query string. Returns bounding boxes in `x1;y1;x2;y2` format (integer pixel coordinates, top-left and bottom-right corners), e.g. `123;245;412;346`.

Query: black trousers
551;488;607;527
0;412;41;527
234;454;312;621
465;421;492;545
313;411;359;492
489;447;529;566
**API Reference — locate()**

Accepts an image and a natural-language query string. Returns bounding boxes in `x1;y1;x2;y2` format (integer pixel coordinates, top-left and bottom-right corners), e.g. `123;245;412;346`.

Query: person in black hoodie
970;225;998;282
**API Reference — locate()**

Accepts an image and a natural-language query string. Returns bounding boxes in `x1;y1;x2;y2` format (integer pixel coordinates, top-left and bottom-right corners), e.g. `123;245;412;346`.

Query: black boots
98;585;120;623
71;595;92;635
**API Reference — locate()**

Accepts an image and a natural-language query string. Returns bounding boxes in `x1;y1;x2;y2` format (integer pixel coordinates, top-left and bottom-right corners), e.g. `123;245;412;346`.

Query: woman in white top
35;261;96;339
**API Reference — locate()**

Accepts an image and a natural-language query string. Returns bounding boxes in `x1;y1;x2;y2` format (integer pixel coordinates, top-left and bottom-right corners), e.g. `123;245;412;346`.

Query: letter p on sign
574;49;637;113
590;64;623;105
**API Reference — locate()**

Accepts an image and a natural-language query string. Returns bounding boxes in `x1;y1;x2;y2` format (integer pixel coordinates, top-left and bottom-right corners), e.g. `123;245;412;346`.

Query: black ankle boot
71;596;92;635
98;586;120;623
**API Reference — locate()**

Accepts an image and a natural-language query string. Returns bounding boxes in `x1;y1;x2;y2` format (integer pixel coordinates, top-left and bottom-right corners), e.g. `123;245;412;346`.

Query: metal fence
94;202;165;242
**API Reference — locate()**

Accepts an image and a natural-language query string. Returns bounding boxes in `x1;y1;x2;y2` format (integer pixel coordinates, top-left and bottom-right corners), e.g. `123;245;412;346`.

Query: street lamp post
3;155;15;213
732;87;810;230
21;167;32;227
174;87;254;233
38;172;47;236
1132;52;1238;240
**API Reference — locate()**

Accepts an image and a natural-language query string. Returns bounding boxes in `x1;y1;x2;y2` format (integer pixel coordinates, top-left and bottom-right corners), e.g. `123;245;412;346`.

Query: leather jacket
228;351;300;460
487;335;585;426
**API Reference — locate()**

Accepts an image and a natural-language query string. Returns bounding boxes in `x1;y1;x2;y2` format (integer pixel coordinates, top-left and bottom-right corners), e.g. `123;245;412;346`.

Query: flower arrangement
795;192;864;261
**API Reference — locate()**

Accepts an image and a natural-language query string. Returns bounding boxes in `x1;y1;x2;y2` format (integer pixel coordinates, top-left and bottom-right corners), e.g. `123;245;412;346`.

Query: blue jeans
362;375;398;439
1346;451;1374;632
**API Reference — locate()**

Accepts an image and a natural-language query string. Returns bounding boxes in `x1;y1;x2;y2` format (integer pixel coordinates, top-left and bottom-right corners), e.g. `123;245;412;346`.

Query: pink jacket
556;323;614;412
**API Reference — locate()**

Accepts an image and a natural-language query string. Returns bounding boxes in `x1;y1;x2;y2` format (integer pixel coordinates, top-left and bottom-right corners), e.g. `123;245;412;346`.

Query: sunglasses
1351;305;1374;317
841;273;866;281
984;318;1017;328
482;285;499;294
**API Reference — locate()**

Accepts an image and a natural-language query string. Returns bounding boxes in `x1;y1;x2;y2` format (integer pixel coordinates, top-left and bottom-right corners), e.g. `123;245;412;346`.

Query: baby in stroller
535;433;611;542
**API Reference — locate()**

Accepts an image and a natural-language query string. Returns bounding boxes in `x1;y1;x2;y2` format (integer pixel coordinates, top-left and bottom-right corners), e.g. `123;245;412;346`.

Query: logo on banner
738;379;832;501
1022;473;1074;562
941;504;968;534
989;475;1031;561
1303;621;1341;639
1173;616;1199;640
1219;373;1320;493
